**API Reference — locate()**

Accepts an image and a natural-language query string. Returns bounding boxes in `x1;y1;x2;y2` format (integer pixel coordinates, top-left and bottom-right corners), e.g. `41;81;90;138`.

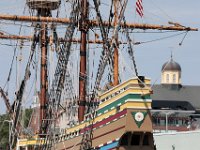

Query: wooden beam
0;34;31;40
0;14;197;31
0;34;127;44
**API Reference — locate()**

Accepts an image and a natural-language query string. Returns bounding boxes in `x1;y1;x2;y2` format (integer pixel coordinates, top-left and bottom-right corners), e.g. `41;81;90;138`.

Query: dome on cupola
161;54;182;86
162;58;181;72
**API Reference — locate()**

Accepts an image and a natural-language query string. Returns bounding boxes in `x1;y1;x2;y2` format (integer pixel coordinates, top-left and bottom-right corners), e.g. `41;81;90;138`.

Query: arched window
166;74;169;83
173;74;176;83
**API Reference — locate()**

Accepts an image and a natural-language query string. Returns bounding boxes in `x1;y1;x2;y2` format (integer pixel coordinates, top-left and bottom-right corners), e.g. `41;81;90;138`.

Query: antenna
169;46;174;61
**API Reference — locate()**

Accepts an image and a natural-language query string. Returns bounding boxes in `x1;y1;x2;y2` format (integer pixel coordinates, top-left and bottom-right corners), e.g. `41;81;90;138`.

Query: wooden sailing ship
0;0;197;150
17;77;155;149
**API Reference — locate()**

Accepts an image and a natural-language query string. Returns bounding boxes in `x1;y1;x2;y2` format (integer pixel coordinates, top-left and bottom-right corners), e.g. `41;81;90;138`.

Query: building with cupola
151;56;200;132
161;56;181;85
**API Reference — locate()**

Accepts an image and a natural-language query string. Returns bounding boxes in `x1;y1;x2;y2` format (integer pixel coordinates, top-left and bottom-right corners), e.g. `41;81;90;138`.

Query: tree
0;108;33;149
0;114;9;150
23;108;33;128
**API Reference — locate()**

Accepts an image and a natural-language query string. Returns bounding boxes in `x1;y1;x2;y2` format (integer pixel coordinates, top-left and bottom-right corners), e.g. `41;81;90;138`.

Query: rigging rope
10;25;39;149
92;0;112;94
92;0;128;97
42;1;80;149
123;16;139;76
179;31;188;46
134;31;188;45
79;1;129;149
4;4;27;90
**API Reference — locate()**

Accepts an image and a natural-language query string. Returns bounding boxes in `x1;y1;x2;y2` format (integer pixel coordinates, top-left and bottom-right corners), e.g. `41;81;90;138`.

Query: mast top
27;0;61;10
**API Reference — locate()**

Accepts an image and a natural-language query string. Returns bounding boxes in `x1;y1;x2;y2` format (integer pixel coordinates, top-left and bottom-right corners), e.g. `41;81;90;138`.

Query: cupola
161;55;181;85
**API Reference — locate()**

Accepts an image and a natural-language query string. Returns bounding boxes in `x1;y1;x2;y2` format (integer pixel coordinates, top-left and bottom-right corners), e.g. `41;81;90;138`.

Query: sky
0;0;199;114
138;0;200;86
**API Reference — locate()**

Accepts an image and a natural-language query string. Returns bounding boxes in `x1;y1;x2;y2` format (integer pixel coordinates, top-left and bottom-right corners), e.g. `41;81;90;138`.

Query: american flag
136;0;143;17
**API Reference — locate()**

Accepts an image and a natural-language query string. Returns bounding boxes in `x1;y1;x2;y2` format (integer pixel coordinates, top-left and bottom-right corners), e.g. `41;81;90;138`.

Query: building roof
161;59;181;71
152;100;195;111
151;85;200;111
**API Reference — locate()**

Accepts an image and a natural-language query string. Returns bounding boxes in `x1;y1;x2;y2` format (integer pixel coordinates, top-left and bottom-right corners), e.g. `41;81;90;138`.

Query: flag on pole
136;0;143;17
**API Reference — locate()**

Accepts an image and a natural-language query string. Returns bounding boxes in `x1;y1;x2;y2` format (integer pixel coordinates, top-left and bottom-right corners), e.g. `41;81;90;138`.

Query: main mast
78;0;88;122
39;10;49;135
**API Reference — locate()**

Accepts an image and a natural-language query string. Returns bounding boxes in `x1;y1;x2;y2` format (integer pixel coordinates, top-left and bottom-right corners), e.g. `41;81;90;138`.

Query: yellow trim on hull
18;139;44;146
66;100;151;134
120;101;151;110
67;108;116;133
100;78;151;100
99;87;151;109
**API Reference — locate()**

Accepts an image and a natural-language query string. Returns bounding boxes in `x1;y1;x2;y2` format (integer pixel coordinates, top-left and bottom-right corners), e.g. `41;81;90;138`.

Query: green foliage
0;108;33;149
0;113;9;150
23;108;33;128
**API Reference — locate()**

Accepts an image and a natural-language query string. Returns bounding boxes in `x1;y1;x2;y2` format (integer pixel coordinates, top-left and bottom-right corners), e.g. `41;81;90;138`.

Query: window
173;74;176;83
116;106;120;112
131;134;140;145
153;117;160;125
142;134;149;145
169;118;175;126
120;132;131;146
160;119;165;126
166;74;169;83
152;116;156;125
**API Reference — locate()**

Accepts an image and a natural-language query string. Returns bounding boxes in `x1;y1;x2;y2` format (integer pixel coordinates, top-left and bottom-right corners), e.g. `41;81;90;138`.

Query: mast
0;1;197;125
113;0;119;86
27;0;60;135
78;0;88;122
39;9;49;134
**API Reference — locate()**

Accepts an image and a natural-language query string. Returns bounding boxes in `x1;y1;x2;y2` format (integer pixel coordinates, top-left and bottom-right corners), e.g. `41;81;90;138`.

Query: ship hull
17;78;156;150
53;109;155;150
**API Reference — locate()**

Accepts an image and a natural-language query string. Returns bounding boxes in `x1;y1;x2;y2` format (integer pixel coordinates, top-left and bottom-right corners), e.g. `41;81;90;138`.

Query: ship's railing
17;137;45;147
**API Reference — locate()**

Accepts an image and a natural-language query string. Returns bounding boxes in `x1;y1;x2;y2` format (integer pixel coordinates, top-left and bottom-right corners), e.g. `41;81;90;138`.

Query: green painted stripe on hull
97;94;151;114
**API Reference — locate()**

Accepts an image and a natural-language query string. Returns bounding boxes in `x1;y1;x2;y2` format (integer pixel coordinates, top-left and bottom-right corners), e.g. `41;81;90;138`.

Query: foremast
26;0;61;136
113;0;119;86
